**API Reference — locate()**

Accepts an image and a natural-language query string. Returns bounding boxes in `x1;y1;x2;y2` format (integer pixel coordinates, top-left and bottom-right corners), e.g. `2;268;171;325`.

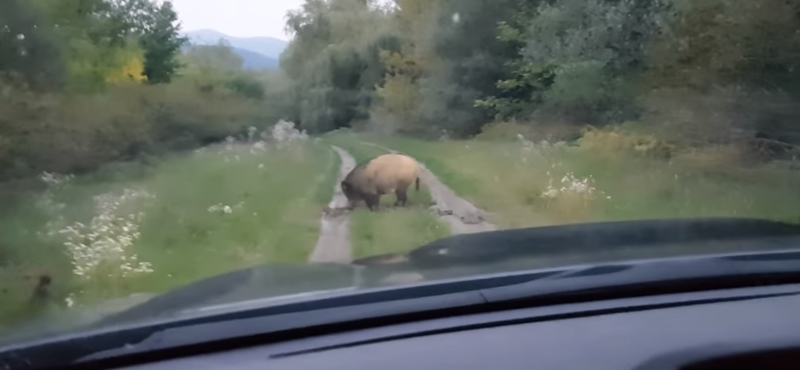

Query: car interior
114;281;800;370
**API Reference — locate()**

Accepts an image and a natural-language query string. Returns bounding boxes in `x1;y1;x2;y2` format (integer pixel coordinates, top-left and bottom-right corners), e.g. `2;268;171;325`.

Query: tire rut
308;146;356;264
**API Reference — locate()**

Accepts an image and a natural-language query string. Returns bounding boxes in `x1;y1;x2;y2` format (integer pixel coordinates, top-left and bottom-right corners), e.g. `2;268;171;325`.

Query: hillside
230;46;279;70
181;43;280;71
184;29;288;59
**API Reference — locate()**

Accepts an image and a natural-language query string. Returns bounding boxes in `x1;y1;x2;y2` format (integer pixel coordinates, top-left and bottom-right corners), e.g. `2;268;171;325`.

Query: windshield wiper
4;249;800;370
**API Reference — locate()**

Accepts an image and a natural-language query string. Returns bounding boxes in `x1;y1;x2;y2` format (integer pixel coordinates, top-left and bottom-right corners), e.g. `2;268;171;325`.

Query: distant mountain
181;43;280;71
231;46;280;70
183;29;288;60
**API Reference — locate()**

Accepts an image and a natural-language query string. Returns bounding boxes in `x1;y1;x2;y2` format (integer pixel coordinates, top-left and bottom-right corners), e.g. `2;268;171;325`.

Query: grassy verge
324;133;450;258
0;140;336;328
362;135;800;229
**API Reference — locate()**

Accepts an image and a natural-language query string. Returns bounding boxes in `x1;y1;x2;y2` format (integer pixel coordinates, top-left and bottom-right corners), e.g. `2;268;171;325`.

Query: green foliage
179;41;268;101
0;80;271;181
225;76;266;100
181;41;244;75
281;0;400;133
138;1;186;84
648;0;800;92
0;0;280;182
406;0;541;135
479;0;666;124
0;141;336;328
277;0;800;150
0;0;67;89
475;63;556;119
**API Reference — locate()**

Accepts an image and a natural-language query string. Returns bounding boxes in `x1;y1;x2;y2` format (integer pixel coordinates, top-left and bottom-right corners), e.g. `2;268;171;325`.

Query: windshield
1;0;800;346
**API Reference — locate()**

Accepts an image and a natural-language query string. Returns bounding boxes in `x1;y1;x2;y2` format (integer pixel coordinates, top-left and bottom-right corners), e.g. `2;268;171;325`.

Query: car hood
8;217;800;343
3;264;370;345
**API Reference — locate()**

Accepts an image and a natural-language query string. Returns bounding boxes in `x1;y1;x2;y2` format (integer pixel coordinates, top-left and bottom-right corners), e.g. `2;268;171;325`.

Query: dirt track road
308;143;496;264
308;146;356;263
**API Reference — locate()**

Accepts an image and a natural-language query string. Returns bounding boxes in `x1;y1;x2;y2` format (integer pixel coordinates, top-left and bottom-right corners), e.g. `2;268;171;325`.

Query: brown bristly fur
341;153;421;211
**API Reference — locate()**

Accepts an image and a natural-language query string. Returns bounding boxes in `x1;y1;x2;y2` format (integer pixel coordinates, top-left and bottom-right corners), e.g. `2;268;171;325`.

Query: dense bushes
4;0;800;182
282;0;800;159
0;79;275;181
0;0;283;182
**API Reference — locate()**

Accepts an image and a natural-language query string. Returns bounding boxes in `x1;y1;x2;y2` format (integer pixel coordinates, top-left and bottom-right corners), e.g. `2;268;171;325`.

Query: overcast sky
169;0;306;40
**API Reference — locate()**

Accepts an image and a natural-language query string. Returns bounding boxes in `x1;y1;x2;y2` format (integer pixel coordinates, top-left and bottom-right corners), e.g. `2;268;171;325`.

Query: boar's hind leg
395;189;408;207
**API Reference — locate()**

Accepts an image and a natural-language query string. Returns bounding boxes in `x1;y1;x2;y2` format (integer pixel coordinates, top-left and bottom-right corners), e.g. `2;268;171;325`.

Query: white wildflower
57;188;154;279
207;202;243;215
36;172;74;235
540;172;606;200
65;294;76;308
40;172;74;187
251;141;267;154
270;120;309;144
207;203;225;213
517;134;536;152
224;136;235;151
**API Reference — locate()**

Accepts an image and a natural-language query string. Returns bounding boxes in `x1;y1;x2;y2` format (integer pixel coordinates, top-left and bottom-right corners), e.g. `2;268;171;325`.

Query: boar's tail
415;176;420;192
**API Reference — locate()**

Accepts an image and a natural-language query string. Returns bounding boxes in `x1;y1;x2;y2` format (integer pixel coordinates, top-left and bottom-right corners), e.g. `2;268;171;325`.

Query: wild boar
341;153;421;211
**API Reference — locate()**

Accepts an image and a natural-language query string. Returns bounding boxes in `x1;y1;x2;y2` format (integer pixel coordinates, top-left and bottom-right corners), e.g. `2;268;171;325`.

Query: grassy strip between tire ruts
324;133;451;259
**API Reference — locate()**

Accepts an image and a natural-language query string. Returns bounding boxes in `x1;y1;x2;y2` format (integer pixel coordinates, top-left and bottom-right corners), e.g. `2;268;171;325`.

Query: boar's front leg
365;194;381;211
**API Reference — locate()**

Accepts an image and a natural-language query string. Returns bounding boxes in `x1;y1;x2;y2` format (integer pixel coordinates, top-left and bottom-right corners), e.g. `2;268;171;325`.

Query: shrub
578;126;675;160
476;120;581;142
224;76;266;100
638;87;800;162
669;145;751;173
0;79;274;181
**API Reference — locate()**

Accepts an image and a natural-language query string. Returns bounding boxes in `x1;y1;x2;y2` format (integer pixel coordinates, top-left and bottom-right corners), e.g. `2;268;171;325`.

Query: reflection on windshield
1;0;800;343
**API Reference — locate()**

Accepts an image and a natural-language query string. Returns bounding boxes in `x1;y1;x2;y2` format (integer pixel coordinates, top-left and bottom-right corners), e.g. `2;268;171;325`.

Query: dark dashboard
118;283;800;370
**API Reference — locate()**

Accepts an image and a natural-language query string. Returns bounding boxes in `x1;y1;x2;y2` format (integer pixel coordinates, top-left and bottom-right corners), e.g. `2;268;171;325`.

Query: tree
281;0;399;133
25;0;155;91
139;1;186;84
104;44;147;84
399;0;541;136
181;40;244;75
369;0;441;134
0;0;67;89
476;0;667;125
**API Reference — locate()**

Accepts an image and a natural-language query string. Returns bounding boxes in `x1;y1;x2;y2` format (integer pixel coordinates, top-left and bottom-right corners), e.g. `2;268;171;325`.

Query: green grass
325;133;451;258
325;133;390;164
349;195;449;258
6;129;797;332
0;141;336;329
361;134;800;229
